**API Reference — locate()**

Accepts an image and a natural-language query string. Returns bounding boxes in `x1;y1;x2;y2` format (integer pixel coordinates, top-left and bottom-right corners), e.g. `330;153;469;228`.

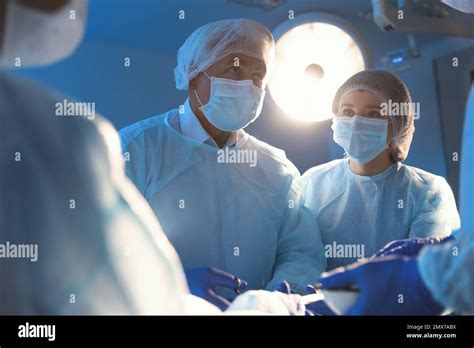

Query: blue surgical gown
419;229;473;314
303;158;460;270
418;84;474;314
1;73;190;314
119;109;326;295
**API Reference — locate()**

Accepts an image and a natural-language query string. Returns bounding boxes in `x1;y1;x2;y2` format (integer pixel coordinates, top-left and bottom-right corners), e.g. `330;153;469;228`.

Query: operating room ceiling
84;0;375;52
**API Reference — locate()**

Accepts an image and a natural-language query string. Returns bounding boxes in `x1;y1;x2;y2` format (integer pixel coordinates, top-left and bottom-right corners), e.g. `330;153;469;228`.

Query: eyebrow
226;56;266;73
340;103;381;109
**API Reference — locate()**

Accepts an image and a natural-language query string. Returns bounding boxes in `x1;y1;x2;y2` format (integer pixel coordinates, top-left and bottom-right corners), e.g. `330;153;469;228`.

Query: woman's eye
367;110;382;118
341;108;354;116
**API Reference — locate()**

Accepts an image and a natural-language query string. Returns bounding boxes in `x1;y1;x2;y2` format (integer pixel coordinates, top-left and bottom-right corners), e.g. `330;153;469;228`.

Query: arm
372;179;460;259
418;229;474;315
265;175;326;294
409;177;460;238
119;128;148;195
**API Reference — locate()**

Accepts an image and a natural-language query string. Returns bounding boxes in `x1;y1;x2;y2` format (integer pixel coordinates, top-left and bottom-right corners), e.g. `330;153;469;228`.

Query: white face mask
0;0;87;68
194;72;266;132
332;115;389;165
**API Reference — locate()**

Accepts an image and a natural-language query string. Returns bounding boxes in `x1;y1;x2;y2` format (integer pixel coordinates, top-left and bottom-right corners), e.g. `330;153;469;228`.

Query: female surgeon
303;70;461;271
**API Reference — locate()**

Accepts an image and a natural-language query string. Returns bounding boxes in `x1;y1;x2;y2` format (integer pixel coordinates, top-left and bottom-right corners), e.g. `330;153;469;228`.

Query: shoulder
400;165;457;212
400;164;449;189
243;136;306;197
119;110;176;149
302;159;346;183
247;136;299;176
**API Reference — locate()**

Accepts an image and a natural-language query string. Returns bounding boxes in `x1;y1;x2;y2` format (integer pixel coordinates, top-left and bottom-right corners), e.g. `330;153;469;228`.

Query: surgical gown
418;229;473;314
418;84;474;314
119;108;326;295
303;158;460;270
0;73;190;314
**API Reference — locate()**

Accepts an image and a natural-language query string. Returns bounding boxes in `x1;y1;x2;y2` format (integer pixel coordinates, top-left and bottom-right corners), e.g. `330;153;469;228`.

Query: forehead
217;53;266;70
340;89;383;108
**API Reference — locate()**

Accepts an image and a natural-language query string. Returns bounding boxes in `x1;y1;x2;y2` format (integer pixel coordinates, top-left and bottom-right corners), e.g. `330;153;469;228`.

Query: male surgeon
0;2;307;316
119;18;326;309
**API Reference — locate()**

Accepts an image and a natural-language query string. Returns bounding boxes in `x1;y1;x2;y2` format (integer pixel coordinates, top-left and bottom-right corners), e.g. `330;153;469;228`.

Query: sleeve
409;177;461;239
418;228;474;314
1;110;190;314
119;128;148;195
265;174;327;294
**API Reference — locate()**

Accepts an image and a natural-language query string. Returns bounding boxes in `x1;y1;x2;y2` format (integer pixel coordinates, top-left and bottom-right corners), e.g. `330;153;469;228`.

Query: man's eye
228;66;240;74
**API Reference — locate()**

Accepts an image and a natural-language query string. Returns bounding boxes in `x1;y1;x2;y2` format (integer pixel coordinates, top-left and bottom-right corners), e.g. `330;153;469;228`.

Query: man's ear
188;77;198;90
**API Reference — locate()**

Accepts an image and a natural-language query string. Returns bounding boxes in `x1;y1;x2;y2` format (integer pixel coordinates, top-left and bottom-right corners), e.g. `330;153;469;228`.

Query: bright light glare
269;22;366;122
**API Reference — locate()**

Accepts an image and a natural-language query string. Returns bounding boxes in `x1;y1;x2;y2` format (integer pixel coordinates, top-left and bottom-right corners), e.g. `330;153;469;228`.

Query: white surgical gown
303;158;460;270
119;108;326;295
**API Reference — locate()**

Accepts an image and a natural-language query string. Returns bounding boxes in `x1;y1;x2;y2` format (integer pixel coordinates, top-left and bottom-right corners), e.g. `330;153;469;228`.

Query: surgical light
269;13;369;122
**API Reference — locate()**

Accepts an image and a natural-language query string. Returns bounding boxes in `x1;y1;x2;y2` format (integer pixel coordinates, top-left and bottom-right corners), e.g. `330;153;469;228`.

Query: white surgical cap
0;0;87;68
174;18;275;91
332;70;415;162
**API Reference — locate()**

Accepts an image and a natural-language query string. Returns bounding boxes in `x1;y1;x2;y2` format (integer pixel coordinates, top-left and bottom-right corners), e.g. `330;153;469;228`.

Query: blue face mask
332;115;389;165
194;72;266;132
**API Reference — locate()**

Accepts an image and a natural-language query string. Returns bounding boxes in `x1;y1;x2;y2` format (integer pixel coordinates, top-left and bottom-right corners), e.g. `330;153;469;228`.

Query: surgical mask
194;72;266;131
332;115;389;165
0;0;87;68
